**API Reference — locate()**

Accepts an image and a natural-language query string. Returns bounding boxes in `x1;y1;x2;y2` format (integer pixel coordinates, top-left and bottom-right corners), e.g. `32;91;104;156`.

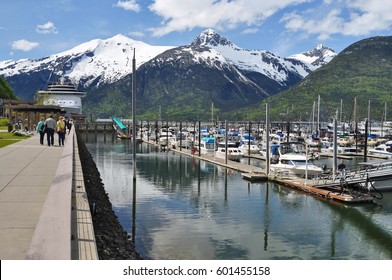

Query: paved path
0;130;97;260
0;134;65;259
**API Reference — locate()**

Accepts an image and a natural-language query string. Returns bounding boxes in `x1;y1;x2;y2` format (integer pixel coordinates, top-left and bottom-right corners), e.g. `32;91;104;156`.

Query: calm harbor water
84;134;392;260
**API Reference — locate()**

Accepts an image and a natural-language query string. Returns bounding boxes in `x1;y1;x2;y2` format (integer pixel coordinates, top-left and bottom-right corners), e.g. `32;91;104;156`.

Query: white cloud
242;28;259;34
281;0;392;39
128;31;145;38
11;39;39;51
148;0;311;36
114;0;141;12
36;21;59;34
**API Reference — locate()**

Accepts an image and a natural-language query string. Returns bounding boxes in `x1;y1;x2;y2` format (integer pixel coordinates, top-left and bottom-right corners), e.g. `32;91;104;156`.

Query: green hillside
241;36;392;122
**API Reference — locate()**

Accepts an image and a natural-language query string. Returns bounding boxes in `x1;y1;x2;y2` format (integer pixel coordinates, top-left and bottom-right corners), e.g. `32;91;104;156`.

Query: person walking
36;117;46;145
44;114;56;146
338;160;346;194
56;116;66;146
65;117;73;134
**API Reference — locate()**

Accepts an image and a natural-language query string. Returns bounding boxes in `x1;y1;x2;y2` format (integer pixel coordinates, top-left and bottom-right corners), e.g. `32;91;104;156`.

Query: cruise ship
36;78;86;116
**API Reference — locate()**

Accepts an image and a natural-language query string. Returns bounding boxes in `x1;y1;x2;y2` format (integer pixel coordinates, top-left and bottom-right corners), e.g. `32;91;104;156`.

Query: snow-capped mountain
89;29;317;117
288;44;337;69
0;29;335;118
191;29;312;84
0;34;174;98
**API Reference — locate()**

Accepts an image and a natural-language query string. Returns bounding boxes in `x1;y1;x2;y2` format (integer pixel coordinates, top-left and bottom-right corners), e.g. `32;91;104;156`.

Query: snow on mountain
190;29;312;84
0;34;174;87
288;44;337;69
0;29;335;103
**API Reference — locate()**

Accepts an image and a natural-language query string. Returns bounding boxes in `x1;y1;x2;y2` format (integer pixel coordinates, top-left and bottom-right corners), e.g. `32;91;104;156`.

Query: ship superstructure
36;78;86;116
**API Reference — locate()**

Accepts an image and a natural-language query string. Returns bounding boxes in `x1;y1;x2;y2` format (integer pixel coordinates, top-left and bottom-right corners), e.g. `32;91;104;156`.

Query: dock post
225;120;228;164
333;118;337;179
248;121;251;165
364;119;368;162
198;120;201;157
179;121;182;151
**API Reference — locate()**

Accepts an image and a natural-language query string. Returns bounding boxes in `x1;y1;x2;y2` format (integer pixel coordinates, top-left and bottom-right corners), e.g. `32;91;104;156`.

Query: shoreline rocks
77;134;142;260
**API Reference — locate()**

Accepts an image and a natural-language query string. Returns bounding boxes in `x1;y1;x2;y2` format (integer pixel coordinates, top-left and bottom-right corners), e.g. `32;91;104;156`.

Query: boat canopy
201;137;215;143
242;135;255;141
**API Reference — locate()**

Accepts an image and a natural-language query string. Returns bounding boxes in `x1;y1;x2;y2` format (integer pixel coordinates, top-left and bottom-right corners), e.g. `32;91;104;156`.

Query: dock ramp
112;117;129;138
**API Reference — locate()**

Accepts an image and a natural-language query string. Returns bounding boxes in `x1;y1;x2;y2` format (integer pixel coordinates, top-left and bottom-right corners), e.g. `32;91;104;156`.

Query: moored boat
270;142;323;178
198;137;215;155
215;141;243;162
238;135;260;154
368;144;392;158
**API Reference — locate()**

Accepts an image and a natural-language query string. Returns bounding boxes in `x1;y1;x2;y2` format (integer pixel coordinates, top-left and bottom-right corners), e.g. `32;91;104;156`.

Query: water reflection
84;134;392;260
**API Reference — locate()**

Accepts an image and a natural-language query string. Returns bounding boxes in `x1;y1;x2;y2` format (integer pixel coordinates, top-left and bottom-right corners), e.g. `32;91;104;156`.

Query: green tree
0;76;17;99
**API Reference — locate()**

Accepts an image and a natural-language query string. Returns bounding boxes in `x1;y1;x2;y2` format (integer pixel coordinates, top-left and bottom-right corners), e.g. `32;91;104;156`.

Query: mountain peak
192;29;234;47
289;44;337;68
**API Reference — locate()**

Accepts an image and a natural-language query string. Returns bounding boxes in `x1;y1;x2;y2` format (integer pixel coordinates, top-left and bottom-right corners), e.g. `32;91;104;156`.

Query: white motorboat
270;142;323;178
239;135;260;154
197;137;215;155
158;130;175;147
215;142;243;162
368;144;392;158
323;145;361;155
175;132;192;149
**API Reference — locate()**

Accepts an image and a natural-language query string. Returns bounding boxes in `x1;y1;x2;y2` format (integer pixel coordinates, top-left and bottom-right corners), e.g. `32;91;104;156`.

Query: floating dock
143;140;379;203
269;175;375;203
241;172;268;182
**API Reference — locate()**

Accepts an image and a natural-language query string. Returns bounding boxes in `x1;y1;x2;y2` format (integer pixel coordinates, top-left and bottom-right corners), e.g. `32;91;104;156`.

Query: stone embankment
77;134;142;260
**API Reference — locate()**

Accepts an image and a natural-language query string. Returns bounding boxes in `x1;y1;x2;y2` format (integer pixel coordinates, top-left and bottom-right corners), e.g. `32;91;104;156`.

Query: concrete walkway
0;130;97;260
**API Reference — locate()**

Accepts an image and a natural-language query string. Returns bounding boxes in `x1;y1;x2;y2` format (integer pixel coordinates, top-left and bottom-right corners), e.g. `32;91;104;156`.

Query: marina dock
270;176;375;203
144;140;382;204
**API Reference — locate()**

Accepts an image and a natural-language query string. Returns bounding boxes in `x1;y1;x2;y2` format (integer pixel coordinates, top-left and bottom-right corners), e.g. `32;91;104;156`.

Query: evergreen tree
0;76;17;99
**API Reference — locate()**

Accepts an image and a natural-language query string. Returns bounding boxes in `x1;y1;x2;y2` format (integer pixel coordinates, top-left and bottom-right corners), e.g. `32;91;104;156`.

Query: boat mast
353;96;357;134
367;99;371;138
312;100;315;134
340;99;343;124
211;102;214;125
132;48;137;180
385;101;388;122
317;95;320;137
266;103;270;176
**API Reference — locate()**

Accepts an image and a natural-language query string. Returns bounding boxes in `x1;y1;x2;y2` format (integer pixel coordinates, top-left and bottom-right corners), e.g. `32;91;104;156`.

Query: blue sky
1;0;392;61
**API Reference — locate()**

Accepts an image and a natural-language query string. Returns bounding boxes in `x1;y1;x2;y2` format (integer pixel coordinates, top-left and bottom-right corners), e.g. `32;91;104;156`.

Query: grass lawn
0;132;31;148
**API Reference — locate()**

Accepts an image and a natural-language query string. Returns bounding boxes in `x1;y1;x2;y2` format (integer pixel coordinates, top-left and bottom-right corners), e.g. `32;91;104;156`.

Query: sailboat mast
340;99;343;124
385;102;388;122
132;48;137;179
317;95;320;137
312;101;315;134
353;96;357;134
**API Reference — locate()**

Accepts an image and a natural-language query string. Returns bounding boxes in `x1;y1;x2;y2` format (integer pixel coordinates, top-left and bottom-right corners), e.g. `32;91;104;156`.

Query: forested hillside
242;36;392;122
